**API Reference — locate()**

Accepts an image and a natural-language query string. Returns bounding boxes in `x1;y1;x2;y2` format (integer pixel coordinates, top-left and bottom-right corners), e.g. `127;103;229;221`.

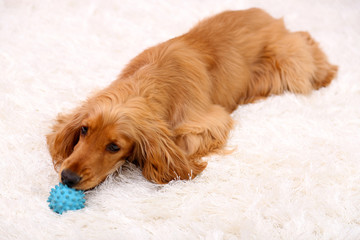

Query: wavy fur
47;8;337;190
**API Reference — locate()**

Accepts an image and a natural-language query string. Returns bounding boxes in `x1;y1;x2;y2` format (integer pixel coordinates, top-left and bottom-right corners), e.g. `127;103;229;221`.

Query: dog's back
120;8;337;113
182;8;337;107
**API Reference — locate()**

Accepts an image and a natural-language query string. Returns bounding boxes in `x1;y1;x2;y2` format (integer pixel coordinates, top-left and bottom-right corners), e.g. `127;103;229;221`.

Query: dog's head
47;95;202;190
50;96;136;190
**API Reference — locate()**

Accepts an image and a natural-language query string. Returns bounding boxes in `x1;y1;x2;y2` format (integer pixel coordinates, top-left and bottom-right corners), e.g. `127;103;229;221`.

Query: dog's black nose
61;169;81;188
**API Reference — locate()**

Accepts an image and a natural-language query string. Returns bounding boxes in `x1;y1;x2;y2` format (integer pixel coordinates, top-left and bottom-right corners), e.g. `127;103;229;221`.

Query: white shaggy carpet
1;0;360;239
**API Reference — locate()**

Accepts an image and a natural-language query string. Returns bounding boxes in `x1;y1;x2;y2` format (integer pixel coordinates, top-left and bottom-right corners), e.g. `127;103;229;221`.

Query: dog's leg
275;32;338;94
245;31;337;103
295;31;338;90
174;105;234;160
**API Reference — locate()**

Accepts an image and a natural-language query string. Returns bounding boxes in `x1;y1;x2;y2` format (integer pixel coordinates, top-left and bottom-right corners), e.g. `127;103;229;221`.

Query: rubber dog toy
47;183;85;214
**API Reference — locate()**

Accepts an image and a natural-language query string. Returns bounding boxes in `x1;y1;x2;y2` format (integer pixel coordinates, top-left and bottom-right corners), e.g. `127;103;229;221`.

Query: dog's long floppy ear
123;98;207;184
46;108;86;171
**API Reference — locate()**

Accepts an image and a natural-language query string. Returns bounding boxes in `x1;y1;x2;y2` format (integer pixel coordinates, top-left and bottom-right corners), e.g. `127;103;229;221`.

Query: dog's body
47;8;337;190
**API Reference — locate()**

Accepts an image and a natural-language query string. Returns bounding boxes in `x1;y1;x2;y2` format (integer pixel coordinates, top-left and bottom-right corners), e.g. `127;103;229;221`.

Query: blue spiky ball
47;183;85;214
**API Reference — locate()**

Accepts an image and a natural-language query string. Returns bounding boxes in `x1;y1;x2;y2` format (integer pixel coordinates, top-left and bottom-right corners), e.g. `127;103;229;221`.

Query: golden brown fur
47;8;337;190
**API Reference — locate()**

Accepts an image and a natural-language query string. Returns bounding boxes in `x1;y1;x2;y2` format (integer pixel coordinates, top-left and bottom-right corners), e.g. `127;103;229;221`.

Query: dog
47;8;337;190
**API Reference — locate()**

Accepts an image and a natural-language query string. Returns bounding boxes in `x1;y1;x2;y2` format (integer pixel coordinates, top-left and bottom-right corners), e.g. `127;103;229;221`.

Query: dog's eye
106;143;120;153
80;126;88;136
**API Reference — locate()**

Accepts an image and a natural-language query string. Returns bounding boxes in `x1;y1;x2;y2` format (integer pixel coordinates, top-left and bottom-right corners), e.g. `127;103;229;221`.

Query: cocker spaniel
47;8;337;190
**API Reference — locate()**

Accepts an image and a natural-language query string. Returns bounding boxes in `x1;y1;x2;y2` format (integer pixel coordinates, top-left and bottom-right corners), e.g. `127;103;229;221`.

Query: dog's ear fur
46;108;87;171
135;120;207;184
123;97;207;183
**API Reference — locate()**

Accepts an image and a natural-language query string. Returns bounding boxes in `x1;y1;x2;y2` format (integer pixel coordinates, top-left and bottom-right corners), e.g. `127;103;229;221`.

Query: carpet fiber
1;1;360;239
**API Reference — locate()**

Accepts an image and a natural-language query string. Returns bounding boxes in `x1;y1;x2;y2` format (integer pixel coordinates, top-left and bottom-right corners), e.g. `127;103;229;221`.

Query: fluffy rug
1;1;360;239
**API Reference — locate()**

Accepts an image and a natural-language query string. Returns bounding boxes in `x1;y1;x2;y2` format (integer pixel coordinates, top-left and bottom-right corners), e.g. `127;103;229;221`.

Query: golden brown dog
47;8;337;190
